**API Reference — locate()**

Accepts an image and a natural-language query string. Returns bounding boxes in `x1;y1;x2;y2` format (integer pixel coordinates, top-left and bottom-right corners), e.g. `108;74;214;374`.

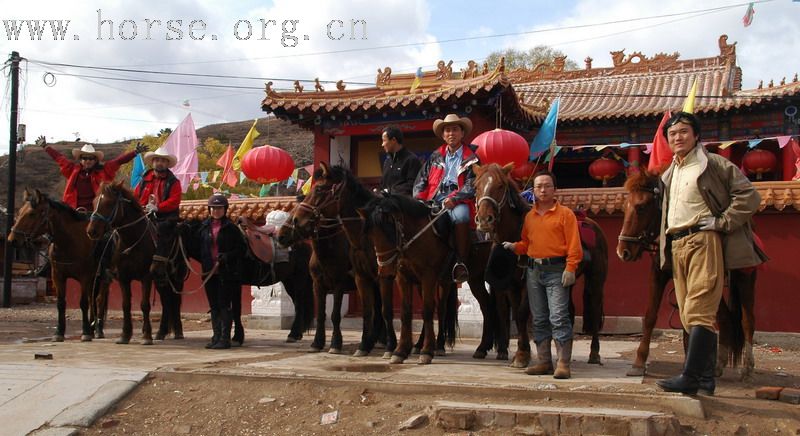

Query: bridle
286;181;360;240
373;204;448;268
617;185;662;251
475;174;510;241
90;189;156;252
11;198;52;244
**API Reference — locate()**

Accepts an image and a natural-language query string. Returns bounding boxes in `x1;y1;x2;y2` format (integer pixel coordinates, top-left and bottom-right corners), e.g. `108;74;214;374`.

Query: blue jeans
433;193;470;224
526;266;573;344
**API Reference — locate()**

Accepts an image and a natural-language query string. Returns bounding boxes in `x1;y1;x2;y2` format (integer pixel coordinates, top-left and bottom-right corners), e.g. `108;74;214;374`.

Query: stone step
432;400;682;435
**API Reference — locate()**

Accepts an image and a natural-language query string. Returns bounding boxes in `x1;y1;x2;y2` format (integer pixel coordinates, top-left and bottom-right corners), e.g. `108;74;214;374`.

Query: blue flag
130;154;145;189
530;97;560;159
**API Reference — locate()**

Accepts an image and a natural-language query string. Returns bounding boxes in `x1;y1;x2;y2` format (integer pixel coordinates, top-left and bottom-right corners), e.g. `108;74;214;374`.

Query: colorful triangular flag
683;79;698;113
648;111;673;172
530;97;560;159
410;67;423;93
232;119;260;171
743;3;755;27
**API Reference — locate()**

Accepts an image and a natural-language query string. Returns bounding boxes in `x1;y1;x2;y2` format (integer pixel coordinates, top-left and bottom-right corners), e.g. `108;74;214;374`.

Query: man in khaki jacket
656;111;767;396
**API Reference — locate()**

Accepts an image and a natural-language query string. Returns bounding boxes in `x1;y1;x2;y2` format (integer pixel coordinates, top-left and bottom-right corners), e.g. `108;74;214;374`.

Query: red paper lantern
742;149;777;180
241;145;295;184
588;157;624;186
473;129;529;168
510;161;540;181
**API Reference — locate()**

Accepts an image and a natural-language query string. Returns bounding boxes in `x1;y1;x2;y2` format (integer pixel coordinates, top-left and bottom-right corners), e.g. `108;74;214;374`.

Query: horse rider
199;194;246;349
135;147;182;221
380;125;422;196
656;112;767;395
37;136;147;280
413;114;479;283
502;170;582;379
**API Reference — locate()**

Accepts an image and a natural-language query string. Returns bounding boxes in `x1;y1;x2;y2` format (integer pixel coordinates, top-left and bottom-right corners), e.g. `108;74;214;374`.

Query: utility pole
3;51;21;308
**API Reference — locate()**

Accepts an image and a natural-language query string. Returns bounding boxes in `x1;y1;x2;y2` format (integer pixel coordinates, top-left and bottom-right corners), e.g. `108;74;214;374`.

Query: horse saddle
239;217;276;264
573;208;597;250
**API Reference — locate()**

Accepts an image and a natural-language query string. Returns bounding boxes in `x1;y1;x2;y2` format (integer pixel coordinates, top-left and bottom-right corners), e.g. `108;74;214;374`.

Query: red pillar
627;146;641;175
781;139;798;181
313;127;328;168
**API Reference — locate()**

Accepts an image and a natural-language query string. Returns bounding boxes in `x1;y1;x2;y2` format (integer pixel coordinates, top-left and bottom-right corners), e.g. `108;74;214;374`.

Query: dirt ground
2;303;800;435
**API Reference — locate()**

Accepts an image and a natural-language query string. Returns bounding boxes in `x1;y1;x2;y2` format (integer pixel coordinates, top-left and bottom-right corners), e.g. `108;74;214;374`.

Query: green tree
115;133;169;184
485;45;578;71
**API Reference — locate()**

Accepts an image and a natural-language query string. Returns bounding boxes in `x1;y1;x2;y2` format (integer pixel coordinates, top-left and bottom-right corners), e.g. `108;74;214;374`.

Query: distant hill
0;117;313;209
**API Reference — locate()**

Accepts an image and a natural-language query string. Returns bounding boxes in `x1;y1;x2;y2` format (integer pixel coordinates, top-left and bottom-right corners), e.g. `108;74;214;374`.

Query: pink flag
742;3;755;27
647;111;673;173
162;114;199;193
777;136;792;148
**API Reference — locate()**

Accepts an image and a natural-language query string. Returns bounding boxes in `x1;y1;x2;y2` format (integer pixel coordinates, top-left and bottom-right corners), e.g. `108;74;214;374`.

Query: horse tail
582;220;607;335
443;282;459;348
726;269;749;367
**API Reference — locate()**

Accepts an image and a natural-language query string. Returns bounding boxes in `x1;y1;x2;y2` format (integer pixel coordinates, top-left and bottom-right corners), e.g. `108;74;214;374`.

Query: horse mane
362;194;430;244
478;163;531;214
101;182;144;213
623;169;660;193
317;164;375;206
45;197;89;221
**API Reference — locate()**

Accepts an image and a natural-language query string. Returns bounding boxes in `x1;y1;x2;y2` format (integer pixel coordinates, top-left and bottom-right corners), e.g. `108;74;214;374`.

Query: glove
698;216;720;231
561;270;576;287
145;203;158;214
501;241;515;251
35;135;47;148
134;142;148;154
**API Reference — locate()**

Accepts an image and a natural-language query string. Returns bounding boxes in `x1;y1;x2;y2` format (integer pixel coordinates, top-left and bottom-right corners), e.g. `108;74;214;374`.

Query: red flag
647;111;673;173
216;144;239;188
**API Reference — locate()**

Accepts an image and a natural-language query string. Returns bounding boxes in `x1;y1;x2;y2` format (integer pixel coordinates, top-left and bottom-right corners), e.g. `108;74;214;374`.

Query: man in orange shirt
503;171;582;379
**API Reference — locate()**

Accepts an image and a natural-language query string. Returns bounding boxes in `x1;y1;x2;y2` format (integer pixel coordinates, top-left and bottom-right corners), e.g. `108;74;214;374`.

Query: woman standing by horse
199;194;247;350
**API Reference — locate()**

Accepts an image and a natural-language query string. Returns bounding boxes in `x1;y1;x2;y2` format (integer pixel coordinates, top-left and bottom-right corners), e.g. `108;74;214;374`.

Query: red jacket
45;146;136;209
134;169;182;214
413;143;479;222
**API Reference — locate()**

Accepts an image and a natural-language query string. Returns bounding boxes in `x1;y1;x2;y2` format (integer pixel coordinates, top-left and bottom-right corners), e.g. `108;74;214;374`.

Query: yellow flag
301;176;313;195
682;78;698;113
232;119;260;171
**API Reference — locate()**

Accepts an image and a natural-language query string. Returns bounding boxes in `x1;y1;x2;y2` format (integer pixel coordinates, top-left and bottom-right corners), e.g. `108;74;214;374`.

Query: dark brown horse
617;169;756;379
87;182;159;345
473;163;608;365
8;189;110;341
360;193;491;364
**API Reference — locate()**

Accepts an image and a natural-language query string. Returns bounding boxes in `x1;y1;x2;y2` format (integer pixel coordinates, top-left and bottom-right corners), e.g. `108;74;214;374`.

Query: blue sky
1;0;797;149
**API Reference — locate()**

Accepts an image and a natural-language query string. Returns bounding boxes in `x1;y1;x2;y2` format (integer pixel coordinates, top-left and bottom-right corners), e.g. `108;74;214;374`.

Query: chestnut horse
8;189;110;341
87;182;160;345
473;163;608;365
360;193;492;364
617;169;756;379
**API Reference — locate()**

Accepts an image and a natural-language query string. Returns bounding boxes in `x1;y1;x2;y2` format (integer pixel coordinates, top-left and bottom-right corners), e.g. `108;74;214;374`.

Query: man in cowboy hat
135;147;182;220
413;114;480;282
37;136;147;210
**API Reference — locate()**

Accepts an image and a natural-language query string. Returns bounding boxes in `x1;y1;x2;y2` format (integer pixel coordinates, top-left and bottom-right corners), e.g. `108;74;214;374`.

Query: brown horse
360;193;491;364
617;169;756;379
8;189;110;341
86;182;158;345
473;163;608;365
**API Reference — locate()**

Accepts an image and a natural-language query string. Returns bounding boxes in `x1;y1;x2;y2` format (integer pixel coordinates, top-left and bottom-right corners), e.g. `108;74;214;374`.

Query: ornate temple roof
261;35;800;126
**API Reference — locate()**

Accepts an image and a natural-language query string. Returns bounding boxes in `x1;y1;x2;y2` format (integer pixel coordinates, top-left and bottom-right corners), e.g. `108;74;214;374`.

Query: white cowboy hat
432;113;473;139
71;144;104;161
143;147;178;168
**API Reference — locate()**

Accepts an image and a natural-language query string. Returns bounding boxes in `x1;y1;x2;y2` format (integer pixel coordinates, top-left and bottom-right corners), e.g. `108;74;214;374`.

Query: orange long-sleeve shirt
513;201;583;273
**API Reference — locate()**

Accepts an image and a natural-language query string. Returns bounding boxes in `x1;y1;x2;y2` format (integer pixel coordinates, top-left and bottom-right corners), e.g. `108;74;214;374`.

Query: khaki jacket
658;145;768;270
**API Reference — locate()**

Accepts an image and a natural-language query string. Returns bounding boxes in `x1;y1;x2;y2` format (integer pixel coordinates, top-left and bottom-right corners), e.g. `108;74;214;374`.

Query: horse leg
328;290;344;354
433;283;450;357
379;275;397;359
310;276;327;352
627;263;670;376
353;275;375;357
736;269;757;381
282;275;303;342
489;289;509;361
418;276;437;365
231;284;244;346
468;278;496;359
78;279;93;342
154;284;170;340
140;279;153;345
715;297;734;377
172;291;184;340
94;280;109;339
52;275;67;342
391;273;414;364
117;279;133;344
510;286;532;368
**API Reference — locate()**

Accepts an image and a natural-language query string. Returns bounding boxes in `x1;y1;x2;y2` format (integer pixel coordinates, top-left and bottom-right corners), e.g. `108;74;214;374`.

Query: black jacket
381;147;422;196
199;216;246;281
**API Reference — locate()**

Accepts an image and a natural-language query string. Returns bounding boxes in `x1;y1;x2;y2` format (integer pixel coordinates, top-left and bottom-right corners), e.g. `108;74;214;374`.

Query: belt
669;225;703;241
528;256;567;267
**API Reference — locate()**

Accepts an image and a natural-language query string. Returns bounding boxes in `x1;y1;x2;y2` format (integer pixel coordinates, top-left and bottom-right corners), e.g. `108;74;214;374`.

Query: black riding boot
698;332;717;396
205;309;220;349
452;222;471;283
657;326;717;395
211;308;232;349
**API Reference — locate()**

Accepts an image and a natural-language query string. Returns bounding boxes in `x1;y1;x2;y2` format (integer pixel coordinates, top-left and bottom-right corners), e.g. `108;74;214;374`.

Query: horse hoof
52;335;65;342
389;355;405;364
588;356;602;365
286;337;298;343
353;350;369;357
80;335;93;342
116;338;130;345
411;347;421;355
141;339;154;346
509;359;526;369
626;366;645;377
418;355;433;365
328;348;342;355
496;352;509;361
714;367;724;378
382;351;393;359
472;350;487;359
173;334;185;340
309;347;323;353
95;332;105;339
435;349;446;357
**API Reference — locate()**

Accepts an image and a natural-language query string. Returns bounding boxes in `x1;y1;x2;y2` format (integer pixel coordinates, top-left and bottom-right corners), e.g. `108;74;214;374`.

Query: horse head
617;170;662;261
358;195;404;277
87;181;143;240
473;163;516;235
8;188;51;246
277;162;346;245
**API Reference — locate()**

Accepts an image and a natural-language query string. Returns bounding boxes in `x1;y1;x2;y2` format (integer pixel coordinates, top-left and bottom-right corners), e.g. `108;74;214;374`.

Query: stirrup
452;262;469;283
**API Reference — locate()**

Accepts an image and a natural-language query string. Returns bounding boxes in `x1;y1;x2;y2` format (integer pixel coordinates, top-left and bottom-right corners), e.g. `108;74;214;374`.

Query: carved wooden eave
179;197;297;221
555;181;800;215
